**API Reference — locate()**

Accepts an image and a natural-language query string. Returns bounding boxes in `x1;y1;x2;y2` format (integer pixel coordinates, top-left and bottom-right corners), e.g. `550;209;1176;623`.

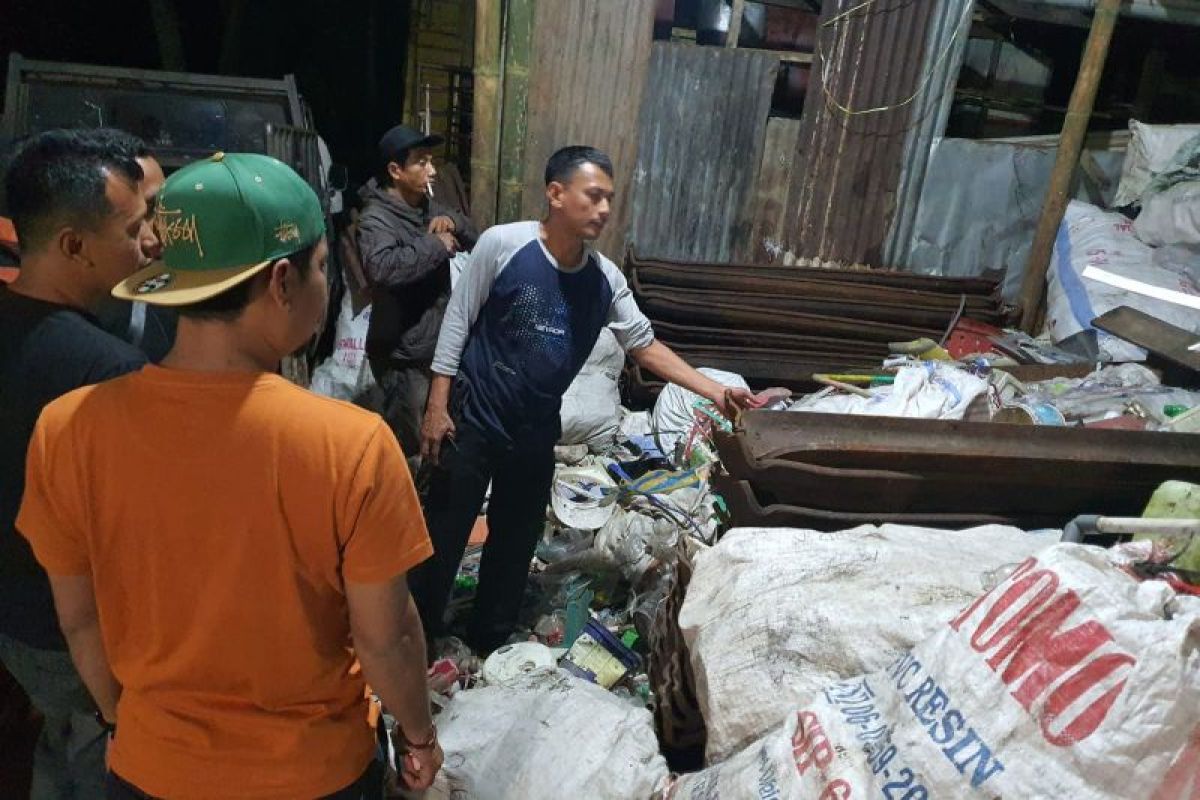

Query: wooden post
726;0;746;48
149;0;186;71
1018;0;1122;334
471;0;504;230
497;0;534;224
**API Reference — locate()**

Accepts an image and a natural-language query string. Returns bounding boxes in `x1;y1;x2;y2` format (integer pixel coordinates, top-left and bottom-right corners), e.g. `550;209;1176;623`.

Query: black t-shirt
0;285;146;649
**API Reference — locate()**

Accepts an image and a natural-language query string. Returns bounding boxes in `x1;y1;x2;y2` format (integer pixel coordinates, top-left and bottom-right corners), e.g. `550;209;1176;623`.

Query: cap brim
112;259;273;306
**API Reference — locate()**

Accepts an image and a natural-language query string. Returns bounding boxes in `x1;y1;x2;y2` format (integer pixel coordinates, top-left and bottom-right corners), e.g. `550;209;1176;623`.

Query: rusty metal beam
713;476;1055;531
715;429;1169;518
628;252;1002;296
637;293;940;341
739;411;1200;473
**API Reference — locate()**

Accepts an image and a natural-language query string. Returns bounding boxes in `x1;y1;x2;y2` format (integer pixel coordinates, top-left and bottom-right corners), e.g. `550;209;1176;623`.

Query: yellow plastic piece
1136;481;1200;573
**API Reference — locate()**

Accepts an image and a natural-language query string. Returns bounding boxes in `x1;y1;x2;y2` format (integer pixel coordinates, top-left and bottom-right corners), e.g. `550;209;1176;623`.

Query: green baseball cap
113;152;325;306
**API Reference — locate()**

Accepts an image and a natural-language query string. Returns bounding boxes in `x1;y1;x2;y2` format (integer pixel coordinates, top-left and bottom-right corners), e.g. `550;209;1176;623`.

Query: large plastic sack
679;525;1046;763
1135;180;1200;246
310;291;374;401
1113;120;1200;208
427;669;669;799
665;543;1200;799
1046;200;1200;362
652;368;749;459
559;327;624;450
788;362;987;420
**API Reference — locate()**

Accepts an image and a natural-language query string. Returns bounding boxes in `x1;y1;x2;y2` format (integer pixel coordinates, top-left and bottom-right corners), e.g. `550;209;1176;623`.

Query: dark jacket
357;181;478;365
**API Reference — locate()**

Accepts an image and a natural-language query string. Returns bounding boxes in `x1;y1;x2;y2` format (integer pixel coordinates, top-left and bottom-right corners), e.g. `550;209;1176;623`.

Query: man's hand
630;340;757;421
709;386;755;418
394;731;444;791
428;216;456;235
434;231;458;254
420;409;456;466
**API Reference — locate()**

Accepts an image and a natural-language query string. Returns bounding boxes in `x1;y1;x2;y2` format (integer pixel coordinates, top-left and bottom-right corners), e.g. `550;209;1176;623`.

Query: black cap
378;125;443;167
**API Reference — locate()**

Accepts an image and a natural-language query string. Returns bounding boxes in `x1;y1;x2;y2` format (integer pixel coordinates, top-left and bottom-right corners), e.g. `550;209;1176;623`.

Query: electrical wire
816;0;975;117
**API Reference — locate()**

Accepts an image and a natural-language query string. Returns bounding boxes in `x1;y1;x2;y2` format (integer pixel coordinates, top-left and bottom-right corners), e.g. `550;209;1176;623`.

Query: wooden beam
1017;0;1122;334
471;0;503;230
727;0;746;47
496;0;534;223
149;0;185;71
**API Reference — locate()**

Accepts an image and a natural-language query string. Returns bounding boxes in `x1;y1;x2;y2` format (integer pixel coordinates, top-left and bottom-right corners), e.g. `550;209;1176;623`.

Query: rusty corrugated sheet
629;44;778;263
519;0;655;260
784;0;973;266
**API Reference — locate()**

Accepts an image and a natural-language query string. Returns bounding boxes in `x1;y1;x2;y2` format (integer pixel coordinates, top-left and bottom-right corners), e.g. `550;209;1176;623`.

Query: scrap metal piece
712;475;1052;531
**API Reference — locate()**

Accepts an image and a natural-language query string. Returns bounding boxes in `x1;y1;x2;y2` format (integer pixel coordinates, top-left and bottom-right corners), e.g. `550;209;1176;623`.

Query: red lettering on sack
793;711;833;776
970;571;1059;652
951;557;1137;747
820;779;853;799
1149;726;1200;800
950;558;1037;632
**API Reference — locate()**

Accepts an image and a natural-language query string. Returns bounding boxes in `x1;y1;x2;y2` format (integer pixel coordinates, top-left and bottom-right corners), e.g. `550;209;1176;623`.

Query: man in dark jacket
358;125;478;459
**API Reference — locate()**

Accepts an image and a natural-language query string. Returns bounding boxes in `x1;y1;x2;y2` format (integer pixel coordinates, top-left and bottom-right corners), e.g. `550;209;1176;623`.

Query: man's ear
55;227;88;265
546;181;565;209
386;161;404;183
266;258;294;307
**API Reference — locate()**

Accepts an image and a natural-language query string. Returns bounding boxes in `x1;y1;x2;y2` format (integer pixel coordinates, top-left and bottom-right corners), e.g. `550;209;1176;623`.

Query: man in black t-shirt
0;129;154;799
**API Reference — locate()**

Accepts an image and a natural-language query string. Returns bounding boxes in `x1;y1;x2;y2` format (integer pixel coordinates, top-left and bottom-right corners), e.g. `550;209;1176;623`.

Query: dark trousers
369;360;432;464
106;761;383;799
409;421;556;653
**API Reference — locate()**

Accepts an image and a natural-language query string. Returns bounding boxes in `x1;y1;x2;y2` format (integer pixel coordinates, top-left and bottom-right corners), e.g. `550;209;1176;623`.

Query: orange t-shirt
18;366;432;798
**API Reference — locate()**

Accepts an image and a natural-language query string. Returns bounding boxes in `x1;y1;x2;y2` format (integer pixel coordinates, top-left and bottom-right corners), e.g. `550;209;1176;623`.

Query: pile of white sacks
423;523;1200;799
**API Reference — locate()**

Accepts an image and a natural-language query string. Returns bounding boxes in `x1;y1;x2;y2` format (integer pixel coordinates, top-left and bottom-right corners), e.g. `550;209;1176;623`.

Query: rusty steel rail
651;321;889;356
632;279;987;329
637;293;939;342
710;411;1200;528
630;266;1003;316
715;429;1166;519
628;252;1002;297
740;411;1200;474
712;475;1057;531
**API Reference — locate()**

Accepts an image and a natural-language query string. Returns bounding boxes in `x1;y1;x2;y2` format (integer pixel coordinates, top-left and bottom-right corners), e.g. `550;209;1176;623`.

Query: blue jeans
0;634;107;799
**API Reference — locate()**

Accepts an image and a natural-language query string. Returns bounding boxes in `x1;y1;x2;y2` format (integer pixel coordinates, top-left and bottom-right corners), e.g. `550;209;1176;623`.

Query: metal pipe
1018;0;1121;333
471;0;504;230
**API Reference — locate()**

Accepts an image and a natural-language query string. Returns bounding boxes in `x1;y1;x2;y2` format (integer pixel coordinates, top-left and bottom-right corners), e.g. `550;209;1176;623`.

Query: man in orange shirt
18;152;441;798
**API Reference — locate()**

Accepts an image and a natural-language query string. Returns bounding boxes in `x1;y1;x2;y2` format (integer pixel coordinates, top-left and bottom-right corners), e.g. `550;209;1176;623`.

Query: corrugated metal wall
629;44;779;263
519;0;656;260
883;0;975;267
783;0;974;266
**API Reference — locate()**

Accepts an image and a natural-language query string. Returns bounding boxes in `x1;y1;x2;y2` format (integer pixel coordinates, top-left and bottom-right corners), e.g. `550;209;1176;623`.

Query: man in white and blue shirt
411;146;749;651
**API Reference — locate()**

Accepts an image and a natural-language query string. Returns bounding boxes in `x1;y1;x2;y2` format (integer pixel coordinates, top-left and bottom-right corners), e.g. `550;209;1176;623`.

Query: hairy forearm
355;594;434;741
64;623;121;722
425;374;453;414
630;340;724;402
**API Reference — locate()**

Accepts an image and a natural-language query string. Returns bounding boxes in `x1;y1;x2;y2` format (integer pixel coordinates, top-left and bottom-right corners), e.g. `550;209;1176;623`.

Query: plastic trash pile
788;345;1200;432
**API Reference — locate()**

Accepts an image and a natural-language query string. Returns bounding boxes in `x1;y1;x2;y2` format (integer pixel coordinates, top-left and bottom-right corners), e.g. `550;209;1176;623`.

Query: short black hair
4;128;147;254
544;146;614;187
176;242;318;321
